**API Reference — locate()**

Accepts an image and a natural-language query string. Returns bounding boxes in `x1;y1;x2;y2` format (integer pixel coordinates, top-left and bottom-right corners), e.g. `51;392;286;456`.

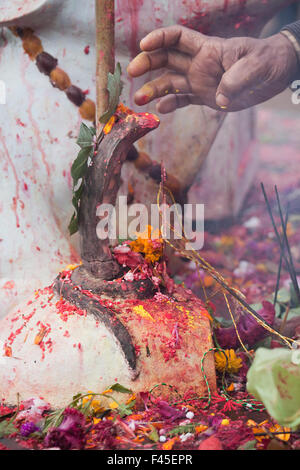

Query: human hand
127;25;299;113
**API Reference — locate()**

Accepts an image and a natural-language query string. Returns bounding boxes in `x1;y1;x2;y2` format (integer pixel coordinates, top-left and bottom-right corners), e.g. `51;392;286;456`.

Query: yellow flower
195;425;208;434
82;392;104;413
126;394;136;405
269;424;291;442
162;438;177;450
227;383;235;392
103;115;116;135
109;401;119;410
65;263;81;271
103;104;132;134
215;349;242;374
221;419;230;426
247;420;291;442
130;225;163;264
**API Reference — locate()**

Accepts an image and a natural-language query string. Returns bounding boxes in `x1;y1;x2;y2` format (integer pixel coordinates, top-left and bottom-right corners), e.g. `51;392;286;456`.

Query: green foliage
247;348;300;429
110;383;132;394
100;63;123;124
42;384;134;433
168;423;198;436
268;281;300;324
68;123;95;235
274;288;291;305
76;124;96;149
68;64;123;236
0;420;18;438
290;282;300;308
238;440;257;450
148;425;159;442
116;400;136;418
43;409;64;434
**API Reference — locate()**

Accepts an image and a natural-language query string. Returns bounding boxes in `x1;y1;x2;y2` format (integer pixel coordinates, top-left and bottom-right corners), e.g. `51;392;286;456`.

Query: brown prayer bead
22;34;43;60
36;52;58;76
79;99;96;121
66;85;86;107
50;68;71;91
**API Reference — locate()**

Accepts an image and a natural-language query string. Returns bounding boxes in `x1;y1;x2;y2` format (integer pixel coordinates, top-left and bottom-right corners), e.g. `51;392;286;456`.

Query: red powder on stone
55;298;87;322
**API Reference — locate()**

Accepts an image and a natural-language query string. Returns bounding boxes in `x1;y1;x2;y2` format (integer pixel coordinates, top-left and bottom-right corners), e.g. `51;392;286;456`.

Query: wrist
280;30;300;66
271;32;299;83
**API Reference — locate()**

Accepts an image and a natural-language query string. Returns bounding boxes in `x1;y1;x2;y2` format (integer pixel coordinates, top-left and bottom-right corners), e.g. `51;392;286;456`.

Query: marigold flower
103;115;116;135
214;349;243;374
82;392;104;413
130;225;163;264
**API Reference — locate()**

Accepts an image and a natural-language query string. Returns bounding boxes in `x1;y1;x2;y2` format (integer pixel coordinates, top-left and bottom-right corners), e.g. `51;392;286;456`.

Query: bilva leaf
148;425;159;442
100;62;123;124
109;383;132;394
117;400;135;418
238;440;257;450
71;147;92;186
274;288;291;304
68;124;96;236
0;420;18;438
68;212;79;236
76;123;95;149
169;424;197;436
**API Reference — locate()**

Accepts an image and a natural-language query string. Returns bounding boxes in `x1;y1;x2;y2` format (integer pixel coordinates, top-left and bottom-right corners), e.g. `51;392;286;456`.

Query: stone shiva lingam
0;12;216;405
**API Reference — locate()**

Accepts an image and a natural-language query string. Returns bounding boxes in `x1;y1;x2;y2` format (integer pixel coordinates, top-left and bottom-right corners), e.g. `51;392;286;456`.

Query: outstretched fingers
133;72;192;106
140;25;204;56
157;94;204;113
127;49;192;78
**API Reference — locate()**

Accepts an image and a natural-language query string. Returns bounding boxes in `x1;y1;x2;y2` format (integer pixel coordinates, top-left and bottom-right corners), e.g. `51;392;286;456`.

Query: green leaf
72;393;83;401
247;348;300;429
72;183;84;211
290;282;300;307
117;400;135;418
109;383;132;394
148;425;159;442
42;410;64;434
76;123;95;149
81;397;94;417
0;420;18;438
68;212;79;236
100;63;123;124
287;307;300;320
274;288;291;304
169;424;197;436
71;147;92;186
238;440;257;450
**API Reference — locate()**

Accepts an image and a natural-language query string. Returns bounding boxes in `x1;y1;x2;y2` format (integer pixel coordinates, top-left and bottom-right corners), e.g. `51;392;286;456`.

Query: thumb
216;57;259;109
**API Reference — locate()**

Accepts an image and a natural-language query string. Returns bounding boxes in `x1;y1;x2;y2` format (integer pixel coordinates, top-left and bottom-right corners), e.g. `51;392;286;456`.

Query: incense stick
261;183;299;303
274;186;300;303
274;206;289;307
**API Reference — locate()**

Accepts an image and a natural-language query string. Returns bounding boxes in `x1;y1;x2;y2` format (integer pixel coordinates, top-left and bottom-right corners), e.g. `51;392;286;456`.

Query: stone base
0;280;216;408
